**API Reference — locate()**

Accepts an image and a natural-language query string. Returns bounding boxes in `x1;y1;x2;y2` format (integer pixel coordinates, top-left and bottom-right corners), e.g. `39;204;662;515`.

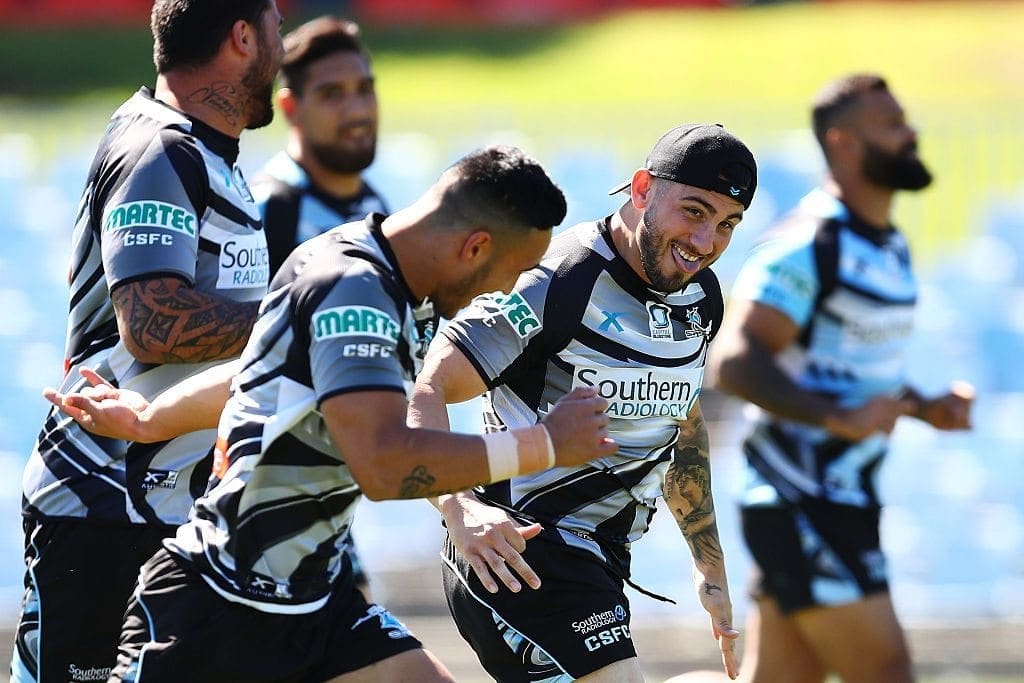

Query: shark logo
729;186;741;197
684;307;712;341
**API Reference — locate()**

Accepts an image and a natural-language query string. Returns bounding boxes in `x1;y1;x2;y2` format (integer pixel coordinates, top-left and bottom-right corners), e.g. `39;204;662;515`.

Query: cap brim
607;180;630;195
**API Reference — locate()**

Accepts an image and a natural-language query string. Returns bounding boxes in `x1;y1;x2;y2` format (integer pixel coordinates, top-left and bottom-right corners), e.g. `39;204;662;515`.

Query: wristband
483;424;556;483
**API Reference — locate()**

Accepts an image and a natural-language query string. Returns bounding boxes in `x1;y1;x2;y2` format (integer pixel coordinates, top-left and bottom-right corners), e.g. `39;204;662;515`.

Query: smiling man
408;124;757;682
254;16;387;278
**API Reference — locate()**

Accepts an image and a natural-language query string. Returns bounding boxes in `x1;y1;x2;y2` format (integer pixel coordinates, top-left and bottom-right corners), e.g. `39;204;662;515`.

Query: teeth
674;245;699;262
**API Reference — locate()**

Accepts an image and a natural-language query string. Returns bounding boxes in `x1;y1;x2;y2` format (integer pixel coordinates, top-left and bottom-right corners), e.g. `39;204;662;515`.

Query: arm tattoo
664;410;725;567
397;465;492;500
186;82;242;126
113;279;259;363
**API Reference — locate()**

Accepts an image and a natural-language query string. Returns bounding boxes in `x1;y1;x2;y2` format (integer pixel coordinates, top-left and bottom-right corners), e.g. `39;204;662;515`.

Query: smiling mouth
673;244;700;263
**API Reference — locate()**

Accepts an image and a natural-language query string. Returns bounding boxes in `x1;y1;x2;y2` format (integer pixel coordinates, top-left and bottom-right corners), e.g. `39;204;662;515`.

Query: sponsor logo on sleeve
573;366;703;419
490;292;541;338
313;305;400;343
103;200;197;236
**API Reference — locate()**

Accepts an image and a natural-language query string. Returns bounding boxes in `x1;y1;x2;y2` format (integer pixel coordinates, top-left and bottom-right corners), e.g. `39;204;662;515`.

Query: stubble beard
862;141;933;191
638;205;689;293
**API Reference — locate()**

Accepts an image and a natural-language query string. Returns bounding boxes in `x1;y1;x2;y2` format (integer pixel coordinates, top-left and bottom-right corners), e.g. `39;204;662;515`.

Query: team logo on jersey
483;292;540;338
102;200;196;236
352;605;413;639
646;301;673;340
141;469;178;490
684;307;713;342
313;306;400;342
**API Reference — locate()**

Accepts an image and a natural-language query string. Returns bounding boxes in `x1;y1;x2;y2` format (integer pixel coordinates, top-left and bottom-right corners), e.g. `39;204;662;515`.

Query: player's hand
918;381;974;431
692;565;740;680
823;395;915;441
441;492;542;594
43;367;150;441
542;387;617;466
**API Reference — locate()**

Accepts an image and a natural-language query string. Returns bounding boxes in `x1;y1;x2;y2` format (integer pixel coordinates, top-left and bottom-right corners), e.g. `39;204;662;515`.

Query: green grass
3;1;1023;262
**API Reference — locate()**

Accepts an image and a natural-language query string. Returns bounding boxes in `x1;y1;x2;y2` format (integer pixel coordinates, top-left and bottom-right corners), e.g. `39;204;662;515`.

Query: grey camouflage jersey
23;88;268;527
166;216;430;613
443;217;723;577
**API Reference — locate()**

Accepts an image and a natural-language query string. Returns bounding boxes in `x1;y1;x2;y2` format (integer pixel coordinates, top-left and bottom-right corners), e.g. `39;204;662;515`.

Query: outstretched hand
43;367;149;441
442;492;542;594
693;566;740;680
919;380;974;431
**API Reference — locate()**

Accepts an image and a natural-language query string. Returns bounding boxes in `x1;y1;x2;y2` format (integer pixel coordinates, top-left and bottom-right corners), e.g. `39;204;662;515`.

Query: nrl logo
684;307;712;341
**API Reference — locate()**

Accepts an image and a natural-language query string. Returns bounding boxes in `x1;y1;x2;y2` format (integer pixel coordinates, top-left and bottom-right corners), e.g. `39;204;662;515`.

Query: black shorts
442;534;635;681
11;517;173;683
109;548;422;683
741;500;888;615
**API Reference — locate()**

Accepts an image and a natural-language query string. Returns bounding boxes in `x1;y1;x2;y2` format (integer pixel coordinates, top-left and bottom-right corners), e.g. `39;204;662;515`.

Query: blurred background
1;0;1022;681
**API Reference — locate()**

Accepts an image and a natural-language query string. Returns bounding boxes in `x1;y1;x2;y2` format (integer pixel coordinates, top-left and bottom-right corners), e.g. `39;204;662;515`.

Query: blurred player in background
409;124;755;682
12;1;283;681
255;15;386;277
670;74;973;683
254;14;386;598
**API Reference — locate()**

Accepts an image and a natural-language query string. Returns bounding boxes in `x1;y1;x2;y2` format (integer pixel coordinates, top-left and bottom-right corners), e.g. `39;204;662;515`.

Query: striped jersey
166;216;430;613
252;151;388;277
443;217;722;578
23;88;268;527
733;189;917;508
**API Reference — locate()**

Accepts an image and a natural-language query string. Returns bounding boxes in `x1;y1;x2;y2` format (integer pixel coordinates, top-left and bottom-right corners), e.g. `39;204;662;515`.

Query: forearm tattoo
397;464;492;500
187;82;242;126
113;279;258;363
665;411;724;567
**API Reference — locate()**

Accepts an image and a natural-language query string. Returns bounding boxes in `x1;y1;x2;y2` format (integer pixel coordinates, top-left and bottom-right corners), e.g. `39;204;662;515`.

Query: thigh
443;536;637;681
743;595;825;683
12;519;169;683
792;593;913;683
326;648;454;683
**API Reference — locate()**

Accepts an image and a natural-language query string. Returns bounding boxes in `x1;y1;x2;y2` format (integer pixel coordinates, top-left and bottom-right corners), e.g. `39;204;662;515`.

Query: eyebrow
680;195;744;223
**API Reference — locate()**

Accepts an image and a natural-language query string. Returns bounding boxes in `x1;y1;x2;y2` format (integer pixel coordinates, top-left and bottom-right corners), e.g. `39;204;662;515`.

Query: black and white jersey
252;151;388;277
733;189;917;508
23;88;269;527
443;218;722;577
167;216;429;613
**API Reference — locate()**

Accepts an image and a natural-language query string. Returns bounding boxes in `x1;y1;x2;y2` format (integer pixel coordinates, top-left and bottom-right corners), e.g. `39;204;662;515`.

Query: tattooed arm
111;276;260;364
664;401;740;679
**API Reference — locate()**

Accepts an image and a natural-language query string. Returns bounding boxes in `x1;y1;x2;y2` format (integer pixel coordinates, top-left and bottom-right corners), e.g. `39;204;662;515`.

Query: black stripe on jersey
260;433;342;468
575;325;708;367
68;257;105;310
67;319;119;369
124;438;174;524
198;237;219;255
161;129;211;220
209;191;262;231
33;415;131;523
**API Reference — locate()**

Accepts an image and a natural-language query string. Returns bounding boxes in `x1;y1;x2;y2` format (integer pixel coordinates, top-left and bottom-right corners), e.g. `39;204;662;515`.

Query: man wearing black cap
410;123;756;682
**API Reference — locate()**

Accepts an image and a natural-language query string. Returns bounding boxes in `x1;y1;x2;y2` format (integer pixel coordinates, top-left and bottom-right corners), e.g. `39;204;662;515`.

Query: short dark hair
444;145;567;235
279;16;370;94
811;73;889;158
151;0;270;74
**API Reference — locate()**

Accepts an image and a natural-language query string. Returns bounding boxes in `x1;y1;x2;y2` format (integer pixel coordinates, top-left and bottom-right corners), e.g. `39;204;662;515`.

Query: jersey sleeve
99;130;208;289
442;267;555;388
729;231;820;327
304;266;408;404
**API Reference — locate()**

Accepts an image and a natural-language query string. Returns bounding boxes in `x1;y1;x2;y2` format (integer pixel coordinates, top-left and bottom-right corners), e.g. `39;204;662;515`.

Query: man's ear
825;126;858;162
630;169;655;210
277;88;299;124
228;19;257;58
458;230;493;264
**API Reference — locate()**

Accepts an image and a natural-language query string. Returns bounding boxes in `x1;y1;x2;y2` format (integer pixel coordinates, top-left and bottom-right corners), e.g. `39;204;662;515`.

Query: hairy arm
111;276;259;364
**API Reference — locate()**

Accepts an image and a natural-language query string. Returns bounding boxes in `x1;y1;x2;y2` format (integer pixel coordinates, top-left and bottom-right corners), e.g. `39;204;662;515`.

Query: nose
688;221;716;255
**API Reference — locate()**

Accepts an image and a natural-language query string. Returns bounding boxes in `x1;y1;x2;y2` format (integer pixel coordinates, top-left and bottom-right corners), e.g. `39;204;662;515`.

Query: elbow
349;461;393;501
119;335;164;365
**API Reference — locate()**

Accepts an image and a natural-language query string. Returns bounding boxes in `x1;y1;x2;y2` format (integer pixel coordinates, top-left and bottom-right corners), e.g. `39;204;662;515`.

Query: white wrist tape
483;424;556;483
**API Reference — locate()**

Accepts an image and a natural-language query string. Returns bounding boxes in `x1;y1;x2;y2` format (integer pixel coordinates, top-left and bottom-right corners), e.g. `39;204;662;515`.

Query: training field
0;1;1022;680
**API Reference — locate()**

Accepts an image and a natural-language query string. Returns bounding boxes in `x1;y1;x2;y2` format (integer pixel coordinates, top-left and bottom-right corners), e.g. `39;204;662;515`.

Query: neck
823;174;894;229
287;136;364;198
379;193;446;304
155;71;246;139
609;202;652;284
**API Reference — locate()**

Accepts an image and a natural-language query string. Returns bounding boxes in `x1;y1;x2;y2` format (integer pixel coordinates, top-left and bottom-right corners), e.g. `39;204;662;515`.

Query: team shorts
11;517;173;683
741;500;889;615
442;534;635;682
109;548;422;683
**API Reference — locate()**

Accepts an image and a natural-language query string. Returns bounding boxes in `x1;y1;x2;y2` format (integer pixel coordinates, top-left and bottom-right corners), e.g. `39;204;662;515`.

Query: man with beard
407;124;754;682
12;1;283;681
668;74;974;683
255;16;387;278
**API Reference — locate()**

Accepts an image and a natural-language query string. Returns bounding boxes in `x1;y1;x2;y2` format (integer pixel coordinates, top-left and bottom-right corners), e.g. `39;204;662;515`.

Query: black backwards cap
609;123;757;209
